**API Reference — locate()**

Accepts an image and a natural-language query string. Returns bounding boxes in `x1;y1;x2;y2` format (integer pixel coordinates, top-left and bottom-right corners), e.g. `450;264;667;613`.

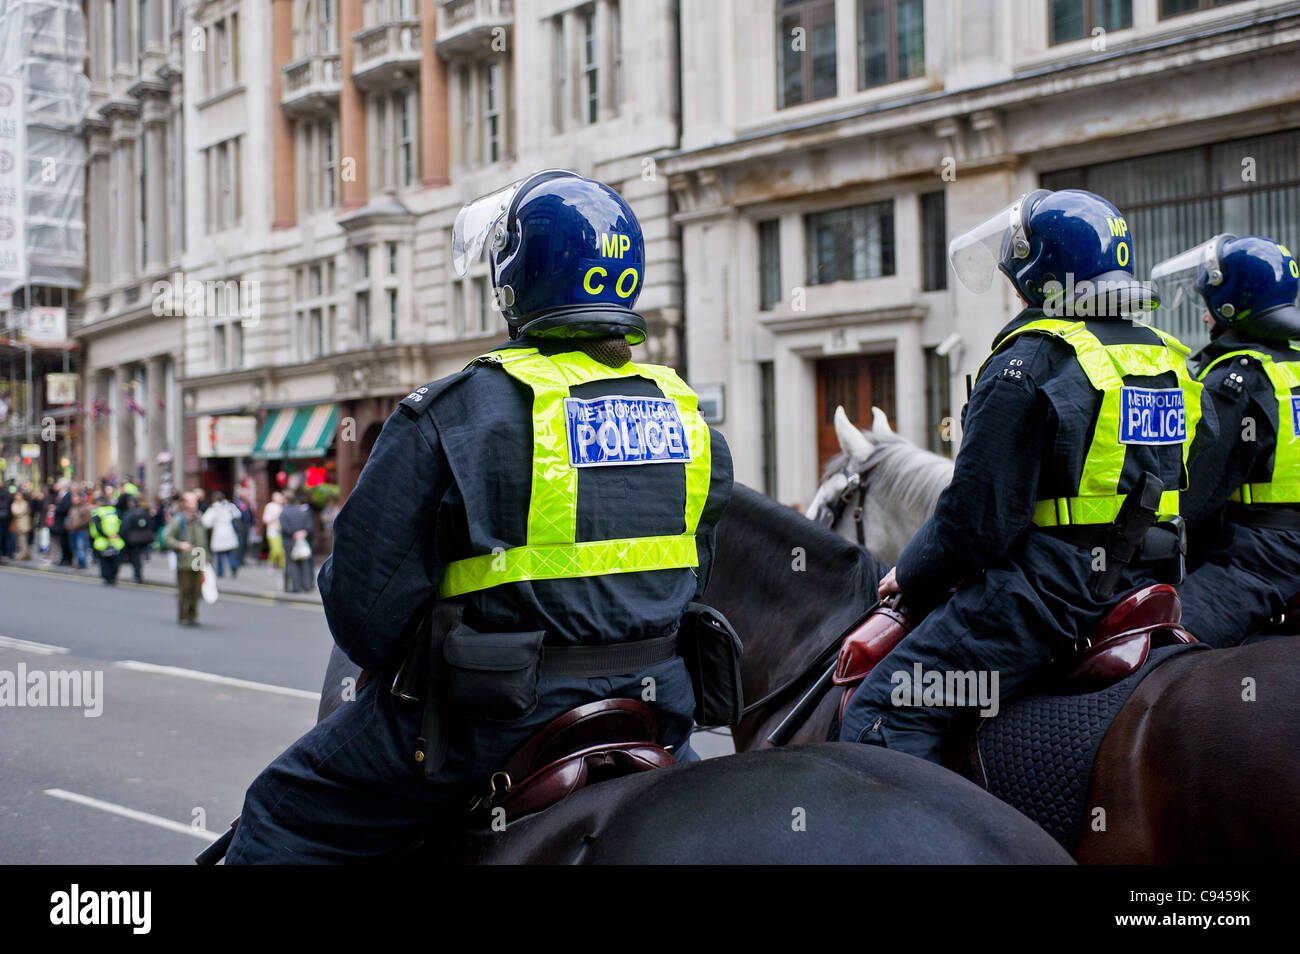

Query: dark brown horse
705;483;1300;863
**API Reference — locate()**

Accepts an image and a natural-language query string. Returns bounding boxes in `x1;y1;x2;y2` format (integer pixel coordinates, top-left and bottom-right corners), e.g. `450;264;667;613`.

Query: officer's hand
877;566;901;600
178;542;192;551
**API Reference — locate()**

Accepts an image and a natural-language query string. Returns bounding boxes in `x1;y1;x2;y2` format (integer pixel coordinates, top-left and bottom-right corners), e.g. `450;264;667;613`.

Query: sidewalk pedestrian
87;493;124;585
0;481;13;561
263;491;285;570
66;489;91;569
10;488;31;561
164;491;208;626
119;494;154;584
279;490;315;593
52;479;73;566
201;491;241;578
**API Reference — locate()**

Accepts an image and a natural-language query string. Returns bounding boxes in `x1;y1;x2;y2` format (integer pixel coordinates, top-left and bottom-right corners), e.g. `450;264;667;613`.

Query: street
0;561;733;864
0;563;328;864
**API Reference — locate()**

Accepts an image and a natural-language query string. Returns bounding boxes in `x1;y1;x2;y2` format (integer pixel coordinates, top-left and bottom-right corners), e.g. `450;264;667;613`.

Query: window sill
197;83;246;111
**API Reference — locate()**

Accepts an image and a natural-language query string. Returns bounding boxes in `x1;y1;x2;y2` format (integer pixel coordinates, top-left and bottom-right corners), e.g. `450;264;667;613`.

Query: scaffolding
0;0;87;485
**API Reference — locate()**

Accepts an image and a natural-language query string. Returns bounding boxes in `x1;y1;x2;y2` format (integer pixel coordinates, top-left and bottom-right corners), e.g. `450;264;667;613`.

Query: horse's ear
871;406;893;434
834;405;874;463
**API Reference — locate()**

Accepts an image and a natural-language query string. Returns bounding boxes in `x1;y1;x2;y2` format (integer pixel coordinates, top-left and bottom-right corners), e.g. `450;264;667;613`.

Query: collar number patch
1119;386;1186;445
564;395;692;467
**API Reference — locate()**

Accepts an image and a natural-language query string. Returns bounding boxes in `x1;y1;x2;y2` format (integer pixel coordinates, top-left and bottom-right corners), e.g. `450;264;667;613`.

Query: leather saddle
831;584;1198;714
1062;583;1196;690
476;698;676;825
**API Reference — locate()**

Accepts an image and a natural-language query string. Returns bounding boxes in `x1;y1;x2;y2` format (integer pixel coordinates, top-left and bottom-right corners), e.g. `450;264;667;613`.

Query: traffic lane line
114;660;321;701
0;634;70;655
44;788;218;843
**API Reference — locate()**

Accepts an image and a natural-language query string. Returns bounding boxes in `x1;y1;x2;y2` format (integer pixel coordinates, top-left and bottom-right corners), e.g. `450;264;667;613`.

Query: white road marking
114;659;321;701
44;789;217;842
0;634;71;655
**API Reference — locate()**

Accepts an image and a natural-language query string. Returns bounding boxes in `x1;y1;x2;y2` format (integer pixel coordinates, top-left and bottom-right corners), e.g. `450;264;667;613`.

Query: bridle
813;464;872;547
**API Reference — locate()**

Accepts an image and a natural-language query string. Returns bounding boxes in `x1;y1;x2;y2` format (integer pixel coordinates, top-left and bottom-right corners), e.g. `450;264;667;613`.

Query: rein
815;467;871;547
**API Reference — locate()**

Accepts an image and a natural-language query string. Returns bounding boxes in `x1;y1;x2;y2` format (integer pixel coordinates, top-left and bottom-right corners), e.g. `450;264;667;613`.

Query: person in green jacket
163;491;209;625
88;494;124;586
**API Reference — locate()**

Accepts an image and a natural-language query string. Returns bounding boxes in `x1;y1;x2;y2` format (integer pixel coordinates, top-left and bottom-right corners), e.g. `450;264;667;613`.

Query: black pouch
440;624;546;723
677;603;744;727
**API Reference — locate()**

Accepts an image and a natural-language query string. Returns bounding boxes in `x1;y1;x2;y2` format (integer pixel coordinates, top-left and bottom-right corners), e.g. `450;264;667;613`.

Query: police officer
88;494;125;586
225;170;733;863
838;189;1207;763
1152;235;1300;647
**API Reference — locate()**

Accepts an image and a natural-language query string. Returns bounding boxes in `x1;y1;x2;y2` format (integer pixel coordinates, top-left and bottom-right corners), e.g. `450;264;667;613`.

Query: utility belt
1033;471;1186;601
1223;502;1300;532
394;602;743;778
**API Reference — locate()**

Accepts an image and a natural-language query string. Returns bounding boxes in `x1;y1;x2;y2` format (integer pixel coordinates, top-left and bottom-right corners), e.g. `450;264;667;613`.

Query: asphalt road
0;562;732;864
0;564;329;864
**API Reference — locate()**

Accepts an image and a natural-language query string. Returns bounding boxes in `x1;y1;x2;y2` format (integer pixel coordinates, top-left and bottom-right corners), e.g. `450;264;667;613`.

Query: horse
281;622;1071;864
707;410;1300;862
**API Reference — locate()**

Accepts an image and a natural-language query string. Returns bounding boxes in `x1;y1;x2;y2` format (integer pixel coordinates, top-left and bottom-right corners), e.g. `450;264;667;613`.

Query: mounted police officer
225;170;733;863
838;189;1208;764
1152;235;1300;647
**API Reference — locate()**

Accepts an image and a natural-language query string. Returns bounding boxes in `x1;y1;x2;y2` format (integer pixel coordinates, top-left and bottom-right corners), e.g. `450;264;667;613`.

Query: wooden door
815;353;896;470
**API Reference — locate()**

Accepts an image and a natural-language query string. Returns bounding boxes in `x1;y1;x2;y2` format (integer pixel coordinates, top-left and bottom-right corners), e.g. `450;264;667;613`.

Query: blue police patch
1291;396;1300;437
564;395;692;467
1119;386;1186;445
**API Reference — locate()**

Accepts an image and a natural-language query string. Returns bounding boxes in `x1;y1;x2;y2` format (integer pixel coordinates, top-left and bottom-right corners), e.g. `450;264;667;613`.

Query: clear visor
1150;235;1229;310
451;180;527;276
948;195;1032;293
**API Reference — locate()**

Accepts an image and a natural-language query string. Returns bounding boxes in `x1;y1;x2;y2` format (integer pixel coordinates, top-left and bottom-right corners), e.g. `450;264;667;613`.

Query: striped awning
252;404;339;460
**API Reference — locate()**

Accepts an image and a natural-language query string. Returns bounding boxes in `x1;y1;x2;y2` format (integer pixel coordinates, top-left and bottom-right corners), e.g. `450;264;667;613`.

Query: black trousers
123;545;145;582
99;551;120;584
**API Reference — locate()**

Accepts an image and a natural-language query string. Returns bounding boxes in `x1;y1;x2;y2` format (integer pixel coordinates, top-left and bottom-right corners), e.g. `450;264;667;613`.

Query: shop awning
252;404;339;460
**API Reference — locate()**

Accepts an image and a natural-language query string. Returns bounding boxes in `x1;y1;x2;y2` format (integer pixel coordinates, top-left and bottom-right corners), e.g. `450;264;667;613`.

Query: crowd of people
0;476;327;624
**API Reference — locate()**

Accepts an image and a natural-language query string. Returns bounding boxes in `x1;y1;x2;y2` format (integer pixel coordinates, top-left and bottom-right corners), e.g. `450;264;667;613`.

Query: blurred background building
72;0;1300;509
0;0;87;488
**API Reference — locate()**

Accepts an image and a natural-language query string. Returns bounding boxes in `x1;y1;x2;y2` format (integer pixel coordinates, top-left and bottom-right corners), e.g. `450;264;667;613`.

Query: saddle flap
501;697;660;783
492;742;677;822
1089;583;1182;645
832;598;915;686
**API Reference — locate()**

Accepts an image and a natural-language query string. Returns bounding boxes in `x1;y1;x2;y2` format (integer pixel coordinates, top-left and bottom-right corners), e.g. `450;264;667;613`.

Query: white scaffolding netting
0;0;88;291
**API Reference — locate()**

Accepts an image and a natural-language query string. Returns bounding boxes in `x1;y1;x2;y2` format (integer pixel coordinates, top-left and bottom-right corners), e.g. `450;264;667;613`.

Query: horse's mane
821;430;953;519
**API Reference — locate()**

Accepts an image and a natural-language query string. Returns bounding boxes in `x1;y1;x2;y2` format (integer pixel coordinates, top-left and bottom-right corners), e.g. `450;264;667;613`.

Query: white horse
806;406;953;565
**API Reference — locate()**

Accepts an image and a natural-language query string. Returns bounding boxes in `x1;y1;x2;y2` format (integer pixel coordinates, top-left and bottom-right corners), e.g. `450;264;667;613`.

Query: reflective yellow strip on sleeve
438;533;699;599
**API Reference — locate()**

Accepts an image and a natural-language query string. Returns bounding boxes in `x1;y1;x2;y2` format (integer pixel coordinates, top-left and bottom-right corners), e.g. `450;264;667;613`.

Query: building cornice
660;9;1300;179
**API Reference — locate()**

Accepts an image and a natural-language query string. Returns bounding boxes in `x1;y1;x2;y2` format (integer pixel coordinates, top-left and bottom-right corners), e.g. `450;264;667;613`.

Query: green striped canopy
252;404;339;460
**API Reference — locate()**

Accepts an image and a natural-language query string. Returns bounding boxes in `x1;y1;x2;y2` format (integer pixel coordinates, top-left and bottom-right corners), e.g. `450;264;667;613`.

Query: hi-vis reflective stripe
1202;347;1300;506
438;348;712;598
982;319;1202;527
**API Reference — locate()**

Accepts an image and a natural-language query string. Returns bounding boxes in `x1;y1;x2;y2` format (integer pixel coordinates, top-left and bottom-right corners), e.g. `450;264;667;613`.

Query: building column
144;0;162;49
144;111;168;273
87;0;105;83
146;356;167;498
115;0;132;76
339;0;368;210
272;0;297;229
596;0;616;122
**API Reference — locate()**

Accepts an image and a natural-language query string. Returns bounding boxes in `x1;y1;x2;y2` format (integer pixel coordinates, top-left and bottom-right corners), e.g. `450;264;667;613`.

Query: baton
766;661;837;747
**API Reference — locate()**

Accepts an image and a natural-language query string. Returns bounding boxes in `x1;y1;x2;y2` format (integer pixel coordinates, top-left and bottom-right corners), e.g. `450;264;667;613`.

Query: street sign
46;372;76;404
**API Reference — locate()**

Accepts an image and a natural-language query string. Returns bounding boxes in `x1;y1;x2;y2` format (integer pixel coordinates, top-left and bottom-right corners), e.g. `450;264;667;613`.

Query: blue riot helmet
949;189;1155;316
451;169;647;342
1151;235;1300;341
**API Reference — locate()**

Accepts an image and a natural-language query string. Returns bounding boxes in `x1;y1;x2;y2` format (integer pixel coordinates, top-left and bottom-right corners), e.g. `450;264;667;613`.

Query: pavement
1;548;321;605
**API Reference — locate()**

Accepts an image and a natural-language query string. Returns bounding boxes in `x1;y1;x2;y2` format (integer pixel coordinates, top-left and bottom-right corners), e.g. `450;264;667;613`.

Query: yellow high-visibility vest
980;319;1202;527
1199;345;1300;506
438;348;712;599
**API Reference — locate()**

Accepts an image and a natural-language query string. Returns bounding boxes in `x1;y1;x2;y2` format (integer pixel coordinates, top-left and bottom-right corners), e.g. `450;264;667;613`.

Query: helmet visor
948;195;1034;293
451;180;527;277
1150;235;1230;310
